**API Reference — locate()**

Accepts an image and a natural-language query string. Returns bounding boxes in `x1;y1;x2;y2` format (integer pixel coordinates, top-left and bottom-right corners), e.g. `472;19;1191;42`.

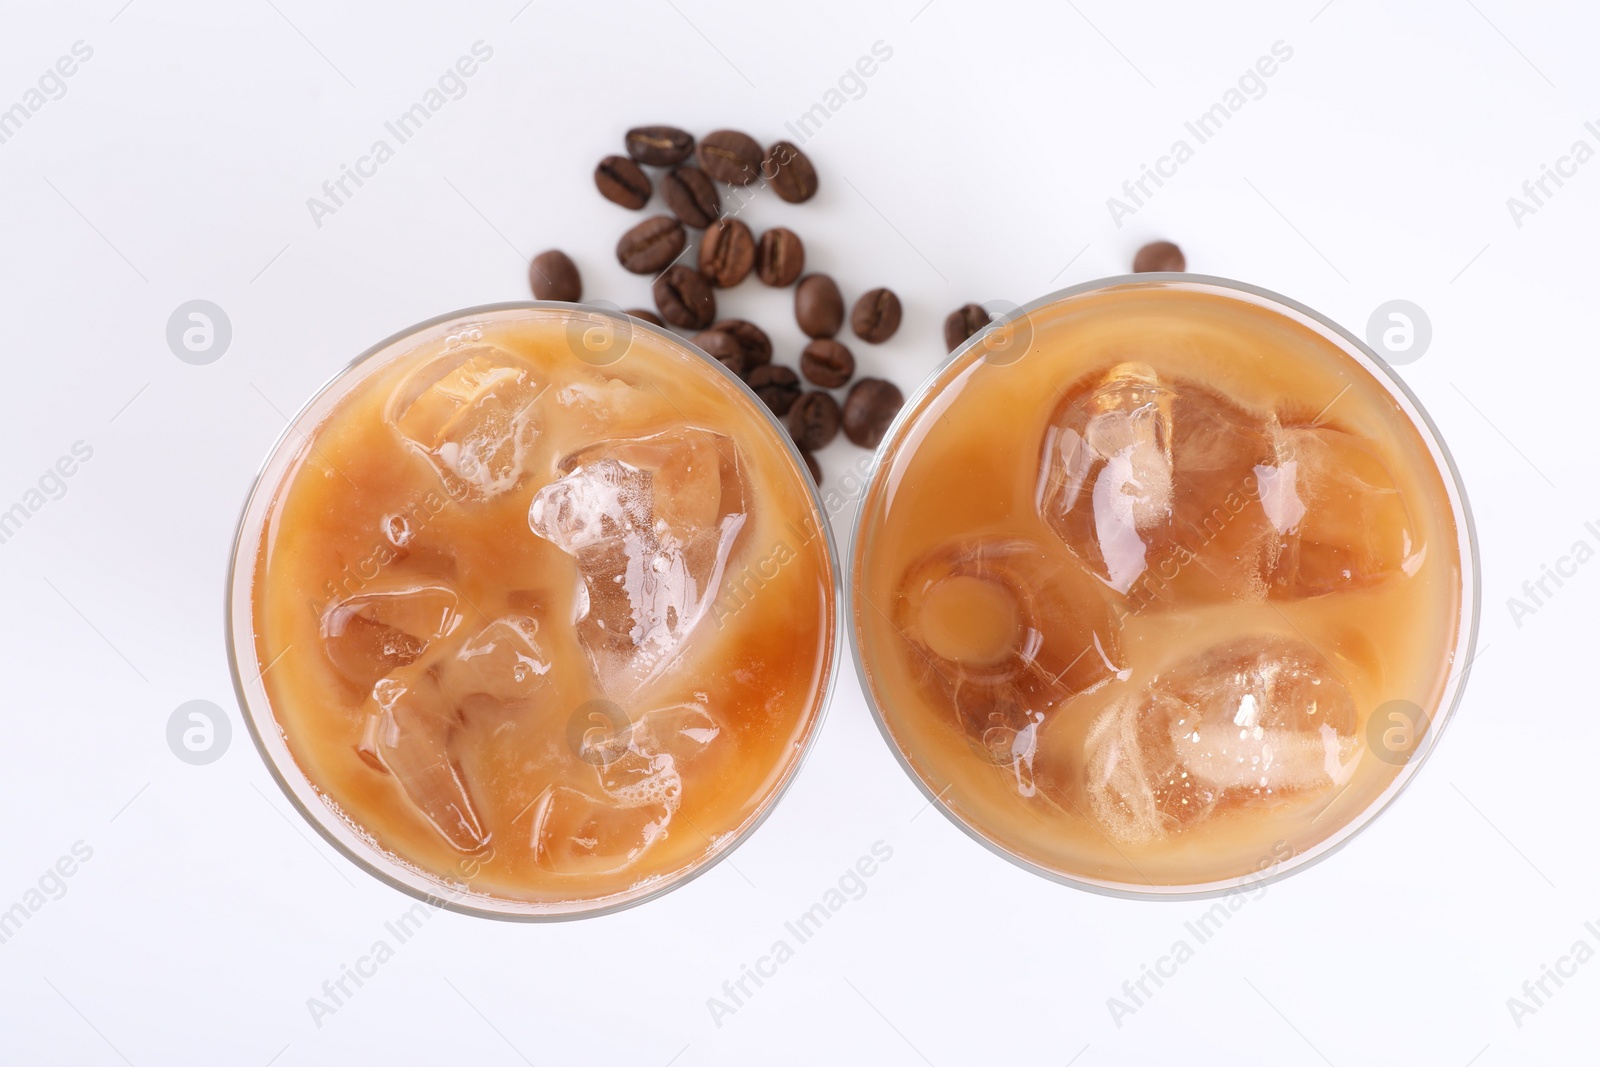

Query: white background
0;1;1595;1063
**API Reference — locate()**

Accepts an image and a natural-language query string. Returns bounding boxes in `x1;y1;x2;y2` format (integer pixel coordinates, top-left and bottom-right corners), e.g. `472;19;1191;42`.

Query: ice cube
529;785;671;876
1037;363;1174;594
529;701;720;875
528;428;748;697
321;583;461;692
547;376;660;434
894;539;1125;795
632;701;721;753
361;665;489;853
1037;363;1277;606
1260;425;1420;597
388;346;543;502
1084;635;1359;842
440;613;551;706
592;702;720;807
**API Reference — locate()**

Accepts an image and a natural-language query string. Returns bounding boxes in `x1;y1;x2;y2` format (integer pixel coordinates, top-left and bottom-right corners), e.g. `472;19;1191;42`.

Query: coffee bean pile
525;124;905;485
529;122;1189;485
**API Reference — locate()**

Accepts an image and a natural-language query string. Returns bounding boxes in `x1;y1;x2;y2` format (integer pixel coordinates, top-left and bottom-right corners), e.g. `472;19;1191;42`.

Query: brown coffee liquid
853;285;1463;888
249;314;834;906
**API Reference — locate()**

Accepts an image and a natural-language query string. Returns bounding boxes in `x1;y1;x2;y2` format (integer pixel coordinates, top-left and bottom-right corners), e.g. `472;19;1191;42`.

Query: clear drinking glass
848;276;1479;898
228;303;840;919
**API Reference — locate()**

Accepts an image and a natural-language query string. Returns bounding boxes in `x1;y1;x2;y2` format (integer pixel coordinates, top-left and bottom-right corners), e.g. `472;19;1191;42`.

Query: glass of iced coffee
228;304;838;918
850;277;1477;896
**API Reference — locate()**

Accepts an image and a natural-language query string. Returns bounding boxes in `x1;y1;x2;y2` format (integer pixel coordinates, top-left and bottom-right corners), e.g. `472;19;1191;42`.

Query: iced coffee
232;306;835;915
852;280;1472;891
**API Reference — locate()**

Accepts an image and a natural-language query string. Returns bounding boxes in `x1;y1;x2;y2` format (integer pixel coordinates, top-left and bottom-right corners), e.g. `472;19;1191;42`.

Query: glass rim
225;300;843;921
845;273;1482;901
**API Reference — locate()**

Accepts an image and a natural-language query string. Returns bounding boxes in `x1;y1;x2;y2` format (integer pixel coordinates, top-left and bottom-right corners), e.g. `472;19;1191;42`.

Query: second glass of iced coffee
851;277;1477;896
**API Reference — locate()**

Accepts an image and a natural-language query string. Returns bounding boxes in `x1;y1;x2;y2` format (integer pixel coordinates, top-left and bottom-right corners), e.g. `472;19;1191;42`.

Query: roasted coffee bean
529;250;581;301
692;329;746;376
661;167;720;229
800;449;823;485
652;264;717;329
698;218;756;288
697;129;763;185
795;273;844;338
747;364;801;415
626;308;664;327
616;215;686;274
1133;239;1186;273
800;338;854;388
625;125;694;166
943;303;991;352
711;318;772;368
762;140;818;203
594;155;651;209
842;377;903;448
757;227;805;287
787;391;842;450
851;288;902;343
